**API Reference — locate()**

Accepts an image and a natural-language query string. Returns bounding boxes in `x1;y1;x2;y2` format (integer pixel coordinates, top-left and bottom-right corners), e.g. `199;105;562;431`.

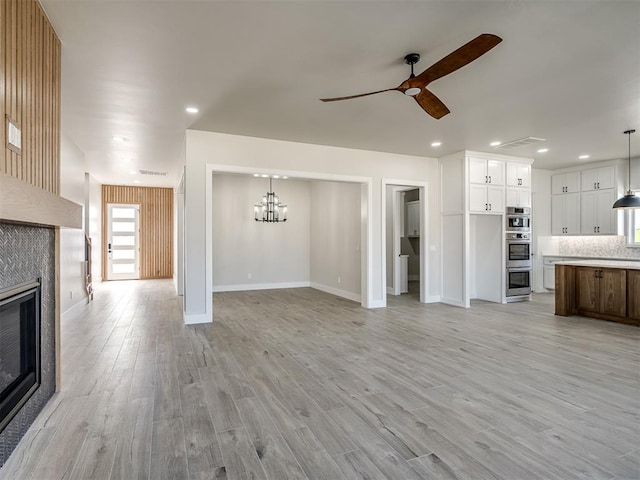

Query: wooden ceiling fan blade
414;89;450;119
320;88;397;102
412;34;502;87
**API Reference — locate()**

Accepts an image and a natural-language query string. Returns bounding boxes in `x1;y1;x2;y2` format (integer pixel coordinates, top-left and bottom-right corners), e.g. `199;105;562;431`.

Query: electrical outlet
69;291;73;299
337;276;341;284
248;273;252;279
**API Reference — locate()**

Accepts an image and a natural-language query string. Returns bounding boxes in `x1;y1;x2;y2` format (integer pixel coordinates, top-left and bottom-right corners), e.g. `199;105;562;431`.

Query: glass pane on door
107;204;140;281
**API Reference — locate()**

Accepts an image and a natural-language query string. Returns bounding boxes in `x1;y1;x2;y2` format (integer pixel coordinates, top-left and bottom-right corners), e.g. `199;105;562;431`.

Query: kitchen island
555;259;640;326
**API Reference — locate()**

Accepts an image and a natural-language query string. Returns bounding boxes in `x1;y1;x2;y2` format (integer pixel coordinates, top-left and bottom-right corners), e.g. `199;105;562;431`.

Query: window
628;209;640;246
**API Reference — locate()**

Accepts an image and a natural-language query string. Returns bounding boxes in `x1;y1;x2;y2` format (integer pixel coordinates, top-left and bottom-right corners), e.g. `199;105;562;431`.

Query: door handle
485;203;488;211
488;175;492;183
485;175;488;183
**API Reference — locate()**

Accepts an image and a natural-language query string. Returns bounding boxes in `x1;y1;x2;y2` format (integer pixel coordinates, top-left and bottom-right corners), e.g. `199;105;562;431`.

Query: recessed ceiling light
273;175;280;178
261;174;269;178
282;176;288;179
129;170;137;175
133;180;141;184
537;148;549;153
253;173;260;177
112;136;126;142
185;106;199;114
431;141;442;147
490;141;501;147
579;154;590;159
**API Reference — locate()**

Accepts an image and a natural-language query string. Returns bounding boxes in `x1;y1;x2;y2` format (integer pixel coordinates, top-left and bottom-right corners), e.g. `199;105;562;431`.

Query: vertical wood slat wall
0;0;61;194
102;185;174;280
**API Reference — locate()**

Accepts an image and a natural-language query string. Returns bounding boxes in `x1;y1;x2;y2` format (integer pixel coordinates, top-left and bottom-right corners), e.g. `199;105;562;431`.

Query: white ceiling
41;0;640;187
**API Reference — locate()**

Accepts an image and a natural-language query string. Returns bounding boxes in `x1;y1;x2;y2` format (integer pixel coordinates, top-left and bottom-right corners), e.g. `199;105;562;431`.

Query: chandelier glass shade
613;129;640;209
254;177;287;222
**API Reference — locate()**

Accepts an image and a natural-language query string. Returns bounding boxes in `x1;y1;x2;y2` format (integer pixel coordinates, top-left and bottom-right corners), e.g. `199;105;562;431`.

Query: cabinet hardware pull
594;182;596;189
488;175;492;183
489;203;492;211
597;182;600;189
485;176;488;183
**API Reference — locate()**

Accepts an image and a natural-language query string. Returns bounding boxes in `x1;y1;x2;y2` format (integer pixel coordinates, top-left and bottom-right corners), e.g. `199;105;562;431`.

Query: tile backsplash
558;235;640;259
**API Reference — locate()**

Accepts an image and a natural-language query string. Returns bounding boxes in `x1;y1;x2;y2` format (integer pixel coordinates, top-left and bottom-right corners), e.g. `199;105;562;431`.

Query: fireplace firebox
0;280;41;433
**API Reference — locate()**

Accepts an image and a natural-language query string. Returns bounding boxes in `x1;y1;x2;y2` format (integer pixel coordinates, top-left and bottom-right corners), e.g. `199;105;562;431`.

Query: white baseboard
440;297;469;308
213;281;310;293
184;312;212;324
310;282;361;303
367;299;387;309
386;286;397;295
422;295;441;303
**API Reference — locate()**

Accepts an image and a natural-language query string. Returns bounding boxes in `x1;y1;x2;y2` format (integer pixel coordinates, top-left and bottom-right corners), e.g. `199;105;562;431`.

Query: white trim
440;297;467;308
214;282;310;292
386;286;396;295
310;282;361;303
184;313;212;325
368;299;386;309
205;164;375;324
423;295;441;303
381;178;429;304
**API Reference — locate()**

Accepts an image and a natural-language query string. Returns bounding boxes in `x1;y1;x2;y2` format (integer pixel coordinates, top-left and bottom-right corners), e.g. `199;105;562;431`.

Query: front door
107;204;140;280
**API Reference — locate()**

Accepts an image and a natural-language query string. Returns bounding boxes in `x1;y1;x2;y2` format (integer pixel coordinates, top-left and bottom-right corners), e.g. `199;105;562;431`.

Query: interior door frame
382;179;430;303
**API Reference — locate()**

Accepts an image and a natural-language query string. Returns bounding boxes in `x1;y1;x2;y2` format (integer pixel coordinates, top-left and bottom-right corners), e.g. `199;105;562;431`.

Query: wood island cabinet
575;267;626;318
556;263;638;326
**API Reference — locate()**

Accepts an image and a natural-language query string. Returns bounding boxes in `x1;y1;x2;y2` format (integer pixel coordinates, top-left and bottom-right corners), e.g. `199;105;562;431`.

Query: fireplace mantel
0;173;82;229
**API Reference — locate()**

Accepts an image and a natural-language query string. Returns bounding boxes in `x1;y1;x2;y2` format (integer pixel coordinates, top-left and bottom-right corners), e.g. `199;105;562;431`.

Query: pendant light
613;129;640;209
254;177;287;222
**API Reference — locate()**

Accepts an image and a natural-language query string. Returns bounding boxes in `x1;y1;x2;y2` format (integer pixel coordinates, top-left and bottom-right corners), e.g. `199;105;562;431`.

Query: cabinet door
519;165;531;188
543;265;555;289
581;168;598;191
576;267;599;313
599;268;626;317
487;160;505;185
469;184;488;212
565;193;581;234
628;270;640;321
596;166;615;190
469;158;487;184
581;191;597;234
487;186;505;213
551;195;565;235
507;188;531;208
506;163;519;186
406;201;420;236
551;174;565;195
565;171;581;193
596;189;616;234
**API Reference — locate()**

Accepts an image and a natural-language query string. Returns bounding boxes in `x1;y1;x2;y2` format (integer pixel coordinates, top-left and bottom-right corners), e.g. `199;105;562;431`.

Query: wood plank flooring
1;280;639;479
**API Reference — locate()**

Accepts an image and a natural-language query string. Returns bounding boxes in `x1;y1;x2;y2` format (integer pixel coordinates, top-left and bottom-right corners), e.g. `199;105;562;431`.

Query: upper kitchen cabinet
469;157;505;186
551;171;581;195
506;163;531;188
581;165;615;191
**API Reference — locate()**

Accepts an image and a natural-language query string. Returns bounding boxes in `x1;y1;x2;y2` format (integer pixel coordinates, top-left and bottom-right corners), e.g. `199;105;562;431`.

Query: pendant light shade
613;129;640;209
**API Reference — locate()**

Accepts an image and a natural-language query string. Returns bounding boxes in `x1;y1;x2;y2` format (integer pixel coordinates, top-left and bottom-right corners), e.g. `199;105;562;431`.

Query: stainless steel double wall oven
506;207;532;297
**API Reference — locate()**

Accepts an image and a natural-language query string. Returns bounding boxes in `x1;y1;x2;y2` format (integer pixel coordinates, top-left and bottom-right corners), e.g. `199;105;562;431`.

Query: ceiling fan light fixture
613;129;640;209
404;87;421;96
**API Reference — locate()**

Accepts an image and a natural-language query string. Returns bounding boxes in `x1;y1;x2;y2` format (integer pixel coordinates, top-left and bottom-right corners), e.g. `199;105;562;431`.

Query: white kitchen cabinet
581;165;615;191
543;265;555;289
469;184;504;213
506;163;531;187
406;201;420;237
551;171;581;195
581;189;616;234
551;192;580;235
506;187;531;208
469;157;505;186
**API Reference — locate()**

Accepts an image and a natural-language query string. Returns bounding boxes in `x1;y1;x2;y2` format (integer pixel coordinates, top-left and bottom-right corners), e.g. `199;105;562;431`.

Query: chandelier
254;177;287;222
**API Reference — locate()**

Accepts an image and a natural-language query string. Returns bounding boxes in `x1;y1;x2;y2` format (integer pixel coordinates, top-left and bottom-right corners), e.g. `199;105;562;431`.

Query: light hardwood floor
1;280;639;480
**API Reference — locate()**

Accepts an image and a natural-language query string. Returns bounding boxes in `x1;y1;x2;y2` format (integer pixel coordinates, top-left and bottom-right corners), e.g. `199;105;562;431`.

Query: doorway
106;204;140;280
384;182;428;303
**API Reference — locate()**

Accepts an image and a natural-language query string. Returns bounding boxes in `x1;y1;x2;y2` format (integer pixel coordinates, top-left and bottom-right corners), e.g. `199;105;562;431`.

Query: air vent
138;169;168;176
495;137;546;150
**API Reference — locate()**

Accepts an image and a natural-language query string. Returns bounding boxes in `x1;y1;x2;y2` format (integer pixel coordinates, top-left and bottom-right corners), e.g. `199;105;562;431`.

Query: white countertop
555;259;640;270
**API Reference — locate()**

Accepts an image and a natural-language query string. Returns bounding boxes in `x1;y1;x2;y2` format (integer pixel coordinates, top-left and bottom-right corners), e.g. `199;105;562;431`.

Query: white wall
532;168;552;292
212;174;311;290
59;134;87;314
310;180;361;301
184;130;439;323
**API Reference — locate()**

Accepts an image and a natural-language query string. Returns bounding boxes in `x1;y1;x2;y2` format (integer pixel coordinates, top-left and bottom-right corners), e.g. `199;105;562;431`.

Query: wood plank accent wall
0;0;61;194
102;185;174;280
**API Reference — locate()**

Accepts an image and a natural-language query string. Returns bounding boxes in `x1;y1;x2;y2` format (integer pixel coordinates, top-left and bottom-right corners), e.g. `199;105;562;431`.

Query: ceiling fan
320;33;502;120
